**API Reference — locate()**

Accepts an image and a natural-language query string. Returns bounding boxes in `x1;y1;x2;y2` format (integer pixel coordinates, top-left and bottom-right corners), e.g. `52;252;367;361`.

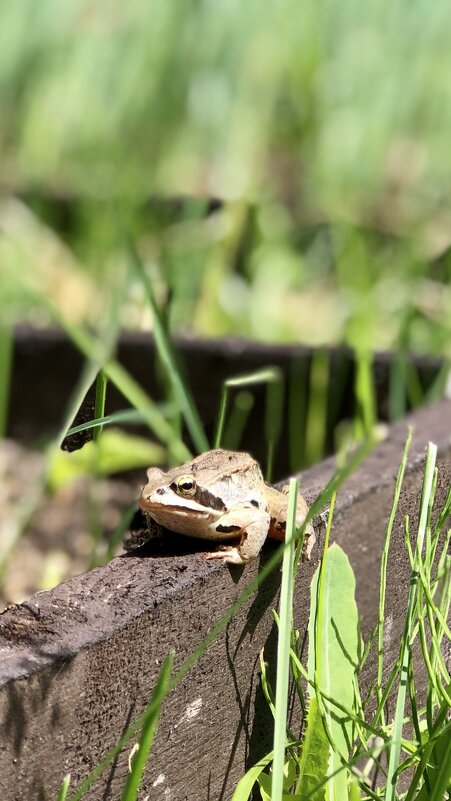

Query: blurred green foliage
48;428;166;490
1;0;450;356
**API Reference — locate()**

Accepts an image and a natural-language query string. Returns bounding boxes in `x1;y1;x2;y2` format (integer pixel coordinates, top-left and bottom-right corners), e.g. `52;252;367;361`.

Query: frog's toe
204;546;246;565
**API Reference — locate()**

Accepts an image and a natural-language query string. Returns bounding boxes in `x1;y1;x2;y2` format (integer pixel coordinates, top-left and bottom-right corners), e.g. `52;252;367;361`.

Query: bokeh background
1;0;451;354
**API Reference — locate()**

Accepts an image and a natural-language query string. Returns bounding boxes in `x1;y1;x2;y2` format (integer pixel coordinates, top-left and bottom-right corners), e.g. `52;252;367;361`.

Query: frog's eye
176;475;197;496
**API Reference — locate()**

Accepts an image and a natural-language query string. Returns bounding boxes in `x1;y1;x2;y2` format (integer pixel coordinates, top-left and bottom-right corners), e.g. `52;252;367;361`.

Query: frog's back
190;449;258;474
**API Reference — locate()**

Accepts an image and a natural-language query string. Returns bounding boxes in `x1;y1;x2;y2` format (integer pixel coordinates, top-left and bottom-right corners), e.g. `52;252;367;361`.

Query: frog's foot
207;506;270;565
204;545;246;565
302;523;316;561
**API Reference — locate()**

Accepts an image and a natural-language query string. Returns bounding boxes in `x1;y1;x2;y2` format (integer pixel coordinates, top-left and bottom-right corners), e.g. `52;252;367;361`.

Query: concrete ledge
0;400;450;801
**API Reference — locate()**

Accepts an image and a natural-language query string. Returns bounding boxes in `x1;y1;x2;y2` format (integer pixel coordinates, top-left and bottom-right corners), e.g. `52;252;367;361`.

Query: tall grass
0;1;450;359
232;438;450;801
214;367;283;479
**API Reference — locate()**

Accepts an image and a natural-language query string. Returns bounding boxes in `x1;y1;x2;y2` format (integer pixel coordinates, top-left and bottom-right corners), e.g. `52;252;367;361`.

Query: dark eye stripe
194;486;226;511
169;481;226;511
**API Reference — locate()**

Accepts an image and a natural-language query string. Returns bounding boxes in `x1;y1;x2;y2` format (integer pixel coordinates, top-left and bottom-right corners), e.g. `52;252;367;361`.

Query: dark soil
0;440;140;609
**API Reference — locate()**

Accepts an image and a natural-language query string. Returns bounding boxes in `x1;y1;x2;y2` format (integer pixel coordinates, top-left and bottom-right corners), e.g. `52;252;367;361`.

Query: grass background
1;0;450;360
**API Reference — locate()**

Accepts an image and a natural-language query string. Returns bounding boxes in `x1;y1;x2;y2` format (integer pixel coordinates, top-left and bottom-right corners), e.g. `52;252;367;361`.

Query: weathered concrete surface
0;400;450;801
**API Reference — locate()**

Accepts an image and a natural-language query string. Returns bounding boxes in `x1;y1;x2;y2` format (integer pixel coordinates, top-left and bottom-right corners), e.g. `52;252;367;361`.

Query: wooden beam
0;400;450;801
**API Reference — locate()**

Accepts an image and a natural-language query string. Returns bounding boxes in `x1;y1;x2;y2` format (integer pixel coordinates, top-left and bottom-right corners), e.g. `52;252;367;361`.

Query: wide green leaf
308;544;362;801
49;428;165;489
230;752;275;801
296;695;328;800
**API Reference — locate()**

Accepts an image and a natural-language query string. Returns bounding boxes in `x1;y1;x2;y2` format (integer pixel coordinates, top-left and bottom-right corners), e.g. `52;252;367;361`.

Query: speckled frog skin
139;449;315;565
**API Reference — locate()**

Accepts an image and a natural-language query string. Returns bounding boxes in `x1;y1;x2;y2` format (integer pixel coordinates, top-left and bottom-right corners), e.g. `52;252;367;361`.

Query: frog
138;449;315;565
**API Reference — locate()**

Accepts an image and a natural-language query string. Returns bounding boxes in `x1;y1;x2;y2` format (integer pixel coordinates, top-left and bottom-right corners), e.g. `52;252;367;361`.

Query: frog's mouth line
139;499;212;518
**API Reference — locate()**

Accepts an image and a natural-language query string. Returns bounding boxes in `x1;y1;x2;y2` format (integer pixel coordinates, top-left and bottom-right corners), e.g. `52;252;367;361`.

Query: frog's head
139;449;264;535
139;455;232;535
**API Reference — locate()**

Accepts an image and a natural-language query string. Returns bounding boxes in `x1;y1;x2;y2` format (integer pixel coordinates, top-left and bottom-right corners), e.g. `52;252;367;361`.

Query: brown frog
139;449;315;565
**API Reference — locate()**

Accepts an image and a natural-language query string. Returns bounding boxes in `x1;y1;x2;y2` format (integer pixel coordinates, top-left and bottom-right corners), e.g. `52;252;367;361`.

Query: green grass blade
0;357;102;579
213;366;283;478
416;591;451;708
288;356;308;473
389;355;407;421
425;360;451;404
417;443;437;556
405;708;451;801
230;751;275;801
405;362;425;410
264;368;284;482
214;384;228;449
105;502;138;562
414;725;451;801
0;324;13;438
68;653;173;801
348;776;363;801
57;774;71;801
120;652;173;801
304;349;329;466
221;390;254;450
93;370;108;441
406;658;422;759
432;486;451;554
65;408;167;437
18;283;191;462
354;349;376;440
271;478;297;801
417;557;451;642
428;730;451;801
377;429;412;726
385;441;437;801
129;241;209;453
289;630;307;720
101;360;191;462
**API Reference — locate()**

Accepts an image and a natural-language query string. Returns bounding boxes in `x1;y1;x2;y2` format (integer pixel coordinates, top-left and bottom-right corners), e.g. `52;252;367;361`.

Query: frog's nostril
156;488;166;495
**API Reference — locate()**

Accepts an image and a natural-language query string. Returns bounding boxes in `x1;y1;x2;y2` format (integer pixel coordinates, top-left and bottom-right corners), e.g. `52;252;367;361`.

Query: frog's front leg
205;504;270;565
